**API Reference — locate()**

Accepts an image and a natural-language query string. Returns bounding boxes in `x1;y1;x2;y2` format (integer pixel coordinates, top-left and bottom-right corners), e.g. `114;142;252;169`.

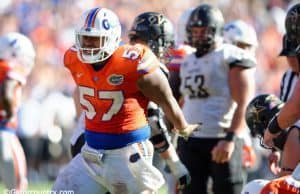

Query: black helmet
285;3;300;52
186;4;224;57
245;94;284;137
279;34;299;57
128;12;175;63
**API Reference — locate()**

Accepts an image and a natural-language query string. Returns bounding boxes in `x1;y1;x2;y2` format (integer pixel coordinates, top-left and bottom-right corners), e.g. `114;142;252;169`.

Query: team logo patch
107;74;124;85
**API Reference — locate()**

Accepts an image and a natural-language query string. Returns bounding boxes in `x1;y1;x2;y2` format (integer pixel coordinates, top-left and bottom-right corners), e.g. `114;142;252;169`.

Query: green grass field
0;182;167;194
0;182;53;193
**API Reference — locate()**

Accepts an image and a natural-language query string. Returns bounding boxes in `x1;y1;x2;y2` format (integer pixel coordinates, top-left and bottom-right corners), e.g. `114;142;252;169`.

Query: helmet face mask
188;26;215;50
128;12;175;64
76;35;109;62
75;7;121;64
186;4;224;57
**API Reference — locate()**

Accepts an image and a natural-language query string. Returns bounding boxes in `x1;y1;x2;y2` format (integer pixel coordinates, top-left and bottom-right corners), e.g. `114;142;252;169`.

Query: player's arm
277;81;300;129
228;66;255;135
168;70;181;101
280;127;300;176
147;103;190;188
72;87;82;118
137;67;196;136
212;56;255;163
264;77;300;147
0;79;21;121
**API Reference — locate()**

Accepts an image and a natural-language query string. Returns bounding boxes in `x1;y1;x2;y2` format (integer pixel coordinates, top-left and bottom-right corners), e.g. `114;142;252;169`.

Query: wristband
281;167;294;172
268;116;283;134
224;131;235;141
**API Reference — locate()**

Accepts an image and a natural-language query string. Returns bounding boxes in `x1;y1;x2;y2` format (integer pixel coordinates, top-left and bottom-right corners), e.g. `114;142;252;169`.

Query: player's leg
177;137;213;194
52;154;108;194
81;140;165;194
0;131;27;191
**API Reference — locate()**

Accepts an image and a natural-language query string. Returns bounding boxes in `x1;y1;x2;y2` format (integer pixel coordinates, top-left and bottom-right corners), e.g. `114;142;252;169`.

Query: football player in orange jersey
173;4;256;194
0;32;36;192
52;7;199;194
241;163;300;194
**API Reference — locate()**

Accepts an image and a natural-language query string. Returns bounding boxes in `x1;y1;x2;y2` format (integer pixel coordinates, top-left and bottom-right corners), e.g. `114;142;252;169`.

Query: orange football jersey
167;44;194;72
260;175;300;194
0;60;24;129
64;44;160;134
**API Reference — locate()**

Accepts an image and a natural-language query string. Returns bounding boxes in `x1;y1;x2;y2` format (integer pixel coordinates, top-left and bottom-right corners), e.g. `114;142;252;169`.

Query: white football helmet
75;7;121;63
223;20;258;47
176;8;194;45
241;179;269;194
0;32;36;77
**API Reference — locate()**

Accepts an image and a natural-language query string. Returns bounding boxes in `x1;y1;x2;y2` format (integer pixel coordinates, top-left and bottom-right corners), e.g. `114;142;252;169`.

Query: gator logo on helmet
107;74;124;85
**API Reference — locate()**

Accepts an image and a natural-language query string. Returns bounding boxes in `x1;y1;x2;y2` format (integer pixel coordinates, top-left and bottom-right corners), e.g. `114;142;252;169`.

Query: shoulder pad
224;44;257;68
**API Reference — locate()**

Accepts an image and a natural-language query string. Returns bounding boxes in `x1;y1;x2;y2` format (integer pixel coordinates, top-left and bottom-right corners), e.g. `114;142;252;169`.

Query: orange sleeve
64;46;77;70
136;47;160;75
0;61;11;82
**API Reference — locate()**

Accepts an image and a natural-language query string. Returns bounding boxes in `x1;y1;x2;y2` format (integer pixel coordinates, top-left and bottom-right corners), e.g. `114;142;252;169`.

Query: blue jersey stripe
0;127;16;134
85;125;151;150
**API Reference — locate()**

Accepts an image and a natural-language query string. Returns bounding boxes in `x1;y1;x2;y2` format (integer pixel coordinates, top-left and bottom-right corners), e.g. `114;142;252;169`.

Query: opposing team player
52;7;198;194
245;94;300;176
175;4;256;194
128;11;191;193
0;32;36;191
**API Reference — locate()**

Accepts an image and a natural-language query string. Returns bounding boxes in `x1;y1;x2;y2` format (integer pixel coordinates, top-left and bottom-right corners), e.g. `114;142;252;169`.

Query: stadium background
0;0;296;192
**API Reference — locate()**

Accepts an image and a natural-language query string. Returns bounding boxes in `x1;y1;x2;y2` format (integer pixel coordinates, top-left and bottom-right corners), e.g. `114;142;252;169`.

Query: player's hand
268;151;281;175
177;171;191;190
211;140;234;163
166;159;191;190
175;124;201;140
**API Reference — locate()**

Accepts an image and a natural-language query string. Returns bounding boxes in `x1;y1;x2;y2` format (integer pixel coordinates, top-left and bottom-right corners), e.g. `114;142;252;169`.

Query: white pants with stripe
52;140;165;194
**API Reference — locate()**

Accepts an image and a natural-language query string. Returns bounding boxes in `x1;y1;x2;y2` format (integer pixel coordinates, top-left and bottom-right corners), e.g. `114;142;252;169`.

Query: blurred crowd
0;0;297;183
